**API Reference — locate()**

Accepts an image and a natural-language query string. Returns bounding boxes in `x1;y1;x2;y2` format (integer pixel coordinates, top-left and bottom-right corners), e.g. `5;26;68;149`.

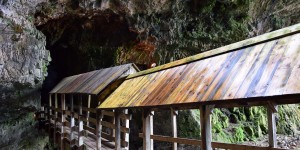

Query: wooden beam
267;103;278;148
115;110;121;150
143;109;152;150
171;108;178;150
139;134;287;150
200;105;214;150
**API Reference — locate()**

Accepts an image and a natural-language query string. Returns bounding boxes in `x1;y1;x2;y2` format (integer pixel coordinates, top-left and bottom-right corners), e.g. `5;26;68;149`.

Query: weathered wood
267;103;278;148
150;111;154;150
61;94;66;150
48;94;52;140
139;134;286;150
200;105;213;150
171;108;178;150
143;109;151;150
115;110;121;150
78;117;84;147
54;93;58;143
82;107;96;113
127;24;300;80
79;95;83;115
122;109;130;150
87;95;91;126
96;110;103;150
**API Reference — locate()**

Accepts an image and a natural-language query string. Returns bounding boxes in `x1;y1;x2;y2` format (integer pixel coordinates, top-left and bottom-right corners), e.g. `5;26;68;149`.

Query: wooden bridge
41;23;300;150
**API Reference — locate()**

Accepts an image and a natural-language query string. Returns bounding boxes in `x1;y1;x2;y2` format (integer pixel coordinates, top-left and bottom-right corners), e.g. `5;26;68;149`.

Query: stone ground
150;134;300;150
244;134;300;149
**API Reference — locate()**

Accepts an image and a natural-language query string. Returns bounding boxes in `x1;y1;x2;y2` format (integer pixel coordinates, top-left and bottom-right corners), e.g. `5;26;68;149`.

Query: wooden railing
138;133;286;150
38;103;131;150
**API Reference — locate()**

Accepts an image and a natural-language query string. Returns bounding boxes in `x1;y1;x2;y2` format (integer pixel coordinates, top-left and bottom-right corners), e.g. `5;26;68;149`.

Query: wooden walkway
50;120;115;150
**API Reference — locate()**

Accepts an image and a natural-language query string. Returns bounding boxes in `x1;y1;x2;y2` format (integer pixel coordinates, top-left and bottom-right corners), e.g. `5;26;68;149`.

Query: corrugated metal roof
99;26;300;109
50;63;139;95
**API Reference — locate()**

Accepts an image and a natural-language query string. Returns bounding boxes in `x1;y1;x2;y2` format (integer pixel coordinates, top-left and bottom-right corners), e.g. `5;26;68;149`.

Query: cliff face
0;0;300;149
0;0;50;149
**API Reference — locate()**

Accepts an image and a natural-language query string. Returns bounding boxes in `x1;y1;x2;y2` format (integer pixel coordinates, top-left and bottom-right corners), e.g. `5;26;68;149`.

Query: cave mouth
37;10;138;105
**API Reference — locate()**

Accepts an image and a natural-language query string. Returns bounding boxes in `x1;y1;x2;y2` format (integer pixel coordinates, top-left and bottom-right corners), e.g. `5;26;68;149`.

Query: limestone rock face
0;0;50;149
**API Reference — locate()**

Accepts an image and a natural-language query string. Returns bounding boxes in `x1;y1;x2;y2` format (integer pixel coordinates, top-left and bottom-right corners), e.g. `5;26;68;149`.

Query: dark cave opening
36;10;138;105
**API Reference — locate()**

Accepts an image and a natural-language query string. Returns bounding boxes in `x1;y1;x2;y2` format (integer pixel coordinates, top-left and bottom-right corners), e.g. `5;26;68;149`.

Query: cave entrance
36;10;137;105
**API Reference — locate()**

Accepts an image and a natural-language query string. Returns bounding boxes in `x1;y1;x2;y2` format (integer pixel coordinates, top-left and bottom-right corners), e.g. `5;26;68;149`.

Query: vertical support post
267;103;278;148
79;95;83;115
61;94;66;150
87;95;91;126
150;111;154;150
54;93;58;143
78;116;84;149
70;95;75;147
41;106;45;119
171;108;178;150
49;94;52;140
124;109;130;150
96;110;103;150
112;109;116;140
115;109;121;150
200;105;213;150
143;109;151;150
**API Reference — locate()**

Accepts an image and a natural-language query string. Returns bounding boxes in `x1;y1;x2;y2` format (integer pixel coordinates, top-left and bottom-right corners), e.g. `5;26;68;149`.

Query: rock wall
0;0;300;149
0;0;50;149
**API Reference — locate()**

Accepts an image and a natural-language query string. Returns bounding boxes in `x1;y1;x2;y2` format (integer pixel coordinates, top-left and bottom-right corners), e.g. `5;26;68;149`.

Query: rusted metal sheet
50;63;139;95
99;31;300;109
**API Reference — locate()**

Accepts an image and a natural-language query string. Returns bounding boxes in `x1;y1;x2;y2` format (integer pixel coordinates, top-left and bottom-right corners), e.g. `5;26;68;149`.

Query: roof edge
127;23;300;79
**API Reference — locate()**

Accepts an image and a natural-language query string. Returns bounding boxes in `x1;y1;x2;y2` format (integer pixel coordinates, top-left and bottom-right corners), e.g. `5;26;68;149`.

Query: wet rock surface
0;0;50;149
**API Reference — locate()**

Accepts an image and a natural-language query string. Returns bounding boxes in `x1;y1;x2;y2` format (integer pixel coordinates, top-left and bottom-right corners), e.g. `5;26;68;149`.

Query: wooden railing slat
138;134;286;150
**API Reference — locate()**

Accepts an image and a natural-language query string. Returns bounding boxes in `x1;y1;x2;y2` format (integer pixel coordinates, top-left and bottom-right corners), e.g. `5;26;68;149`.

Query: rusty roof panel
50;63;138;95
99;32;300;109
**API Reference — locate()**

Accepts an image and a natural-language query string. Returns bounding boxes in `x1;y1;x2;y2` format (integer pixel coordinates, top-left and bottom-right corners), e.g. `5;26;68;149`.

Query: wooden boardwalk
50;120;115;150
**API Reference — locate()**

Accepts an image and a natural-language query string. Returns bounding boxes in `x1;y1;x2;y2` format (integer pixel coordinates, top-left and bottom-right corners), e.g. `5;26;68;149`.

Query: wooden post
143;109;151;150
267;102;278;148
54;93;58;143
49;94;52;140
200;105;213;150
115;109;121;150
41;106;45;119
87;95;91;126
70;95;75;147
78;116;84;149
171;108;178;150
96;110;103;150
150;111;154;150
112;109;116;140
61;94;66;150
123;109;130;150
79;95;83;115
